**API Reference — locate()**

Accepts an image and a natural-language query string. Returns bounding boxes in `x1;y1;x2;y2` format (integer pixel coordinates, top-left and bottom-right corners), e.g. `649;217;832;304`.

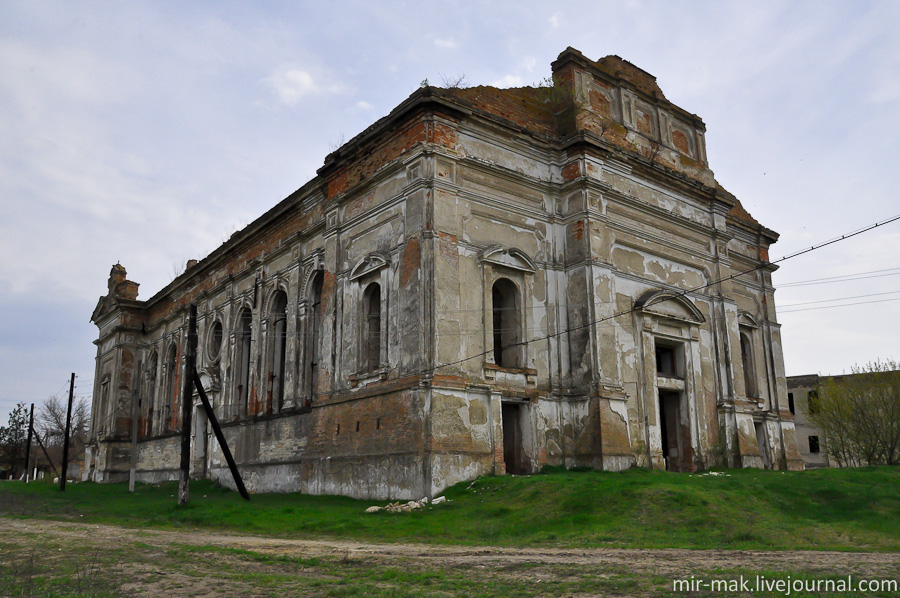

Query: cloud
434;37;457;49
266;69;319;105
490;74;525;88
549;13;561;29
264;65;348;106
356;100;374;110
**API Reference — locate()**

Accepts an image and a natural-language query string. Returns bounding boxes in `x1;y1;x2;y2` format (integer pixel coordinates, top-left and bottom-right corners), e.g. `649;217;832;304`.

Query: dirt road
2;518;897;597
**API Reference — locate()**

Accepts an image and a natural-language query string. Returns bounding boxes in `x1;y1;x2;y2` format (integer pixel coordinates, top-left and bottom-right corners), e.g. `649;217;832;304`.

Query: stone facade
84;48;803;499
785;374;830;468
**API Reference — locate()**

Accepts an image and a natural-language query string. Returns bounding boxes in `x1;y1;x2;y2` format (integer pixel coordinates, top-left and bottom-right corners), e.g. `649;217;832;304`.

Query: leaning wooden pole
193;371;251;501
24;403;34;482
33;429;60;480
178;304;198;506
60;373;75;491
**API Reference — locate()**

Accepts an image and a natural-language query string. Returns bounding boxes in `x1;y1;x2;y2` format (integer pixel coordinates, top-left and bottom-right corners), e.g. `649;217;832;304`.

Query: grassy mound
2;466;898;551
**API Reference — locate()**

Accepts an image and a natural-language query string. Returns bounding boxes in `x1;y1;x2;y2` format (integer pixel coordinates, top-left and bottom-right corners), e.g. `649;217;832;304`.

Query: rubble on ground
364;495;448;513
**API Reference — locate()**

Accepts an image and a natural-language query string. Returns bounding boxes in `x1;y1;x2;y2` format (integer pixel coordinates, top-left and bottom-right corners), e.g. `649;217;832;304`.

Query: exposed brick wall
399;236;421;287
446;86;557;137
437;232;458;269
306;388;425;458
325;118;435;200
561;161;581;182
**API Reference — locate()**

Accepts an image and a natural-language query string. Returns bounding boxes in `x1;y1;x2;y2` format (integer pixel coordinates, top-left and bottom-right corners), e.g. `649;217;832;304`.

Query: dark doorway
658;391;681;471
502;403;526;475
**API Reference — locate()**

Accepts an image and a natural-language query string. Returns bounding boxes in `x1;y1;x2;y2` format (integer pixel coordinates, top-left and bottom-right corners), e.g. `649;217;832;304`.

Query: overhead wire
778;289;900;308
777;266;900;287
779;296;900;314
427;212;900;374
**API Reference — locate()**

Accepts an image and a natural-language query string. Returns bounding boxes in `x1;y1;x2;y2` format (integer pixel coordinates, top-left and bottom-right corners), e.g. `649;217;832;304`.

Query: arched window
362;282;381;371
740;330;757;398
207;320;223;362
144;351;158;438
164;344;178;432
265;290;288;413
234;308;253;417
492;278;520;369
99;374;111;436
308;272;324;398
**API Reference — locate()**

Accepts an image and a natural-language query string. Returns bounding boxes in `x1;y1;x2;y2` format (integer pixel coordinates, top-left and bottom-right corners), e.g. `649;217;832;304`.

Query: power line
778;289;900;308
779;296;900;314
428;212;900;373
778;270;900;287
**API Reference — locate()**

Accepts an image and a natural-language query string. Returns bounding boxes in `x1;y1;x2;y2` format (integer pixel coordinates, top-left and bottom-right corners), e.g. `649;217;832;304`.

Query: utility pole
173;303;249;504
24;403;34;482
178;304;197;506
60;372;75;491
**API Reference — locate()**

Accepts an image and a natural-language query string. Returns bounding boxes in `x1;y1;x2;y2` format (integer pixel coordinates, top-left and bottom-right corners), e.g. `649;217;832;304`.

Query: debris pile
365;495;448;513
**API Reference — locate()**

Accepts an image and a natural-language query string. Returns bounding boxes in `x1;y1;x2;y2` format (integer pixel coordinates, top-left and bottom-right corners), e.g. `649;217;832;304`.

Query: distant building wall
786;374;830;468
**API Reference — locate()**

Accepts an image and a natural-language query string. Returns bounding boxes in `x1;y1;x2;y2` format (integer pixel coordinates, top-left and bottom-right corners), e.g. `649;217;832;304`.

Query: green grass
0;537;124;598
2;466;899;551
0;536;666;598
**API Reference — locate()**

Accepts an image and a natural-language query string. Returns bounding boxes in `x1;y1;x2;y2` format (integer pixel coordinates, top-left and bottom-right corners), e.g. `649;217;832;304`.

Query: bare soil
2;518;898;597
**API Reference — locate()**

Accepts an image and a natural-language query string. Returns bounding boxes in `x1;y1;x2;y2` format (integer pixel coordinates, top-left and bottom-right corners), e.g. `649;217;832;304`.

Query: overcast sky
2;1;899;424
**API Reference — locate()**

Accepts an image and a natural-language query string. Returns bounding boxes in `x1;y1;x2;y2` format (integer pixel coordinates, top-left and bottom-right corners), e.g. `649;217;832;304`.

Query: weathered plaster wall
85;48;804;497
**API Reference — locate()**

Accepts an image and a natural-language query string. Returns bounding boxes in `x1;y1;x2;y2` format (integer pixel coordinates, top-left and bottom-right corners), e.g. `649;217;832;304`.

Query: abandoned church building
85;48;803;499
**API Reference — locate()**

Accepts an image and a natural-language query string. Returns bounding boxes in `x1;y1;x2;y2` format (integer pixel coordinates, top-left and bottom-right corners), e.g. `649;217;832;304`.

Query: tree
810;360;900;466
36;395;90;469
0;402;30;479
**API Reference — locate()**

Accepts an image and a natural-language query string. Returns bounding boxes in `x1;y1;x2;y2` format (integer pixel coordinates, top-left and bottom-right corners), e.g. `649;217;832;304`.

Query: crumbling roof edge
318;86;472;177
551;47;706;130
714;184;779;242
139;177;324;310
138;90;465;310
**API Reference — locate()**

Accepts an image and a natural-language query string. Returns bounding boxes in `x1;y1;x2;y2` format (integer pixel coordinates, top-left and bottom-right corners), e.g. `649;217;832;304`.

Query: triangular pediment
635;290;705;324
90;296;110;324
479;246;536;273
349;252;389;280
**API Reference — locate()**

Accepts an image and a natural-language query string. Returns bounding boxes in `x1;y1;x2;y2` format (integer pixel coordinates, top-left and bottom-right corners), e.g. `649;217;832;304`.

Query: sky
2;0;899;424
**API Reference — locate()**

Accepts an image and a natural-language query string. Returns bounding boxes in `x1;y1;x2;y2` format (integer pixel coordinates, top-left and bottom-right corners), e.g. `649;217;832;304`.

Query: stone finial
107;263;139;300
108;263;127;294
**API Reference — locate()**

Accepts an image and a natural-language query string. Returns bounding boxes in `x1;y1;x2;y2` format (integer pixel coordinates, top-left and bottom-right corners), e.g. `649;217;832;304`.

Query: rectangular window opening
655;344;681;378
808;390;819;414
809;435;820;454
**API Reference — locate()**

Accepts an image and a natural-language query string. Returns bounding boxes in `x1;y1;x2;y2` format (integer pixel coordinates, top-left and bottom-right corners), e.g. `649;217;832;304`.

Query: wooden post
24;403;34;482
193;371;251;501
60;373;75;491
33;430;60;480
178;305;197;506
